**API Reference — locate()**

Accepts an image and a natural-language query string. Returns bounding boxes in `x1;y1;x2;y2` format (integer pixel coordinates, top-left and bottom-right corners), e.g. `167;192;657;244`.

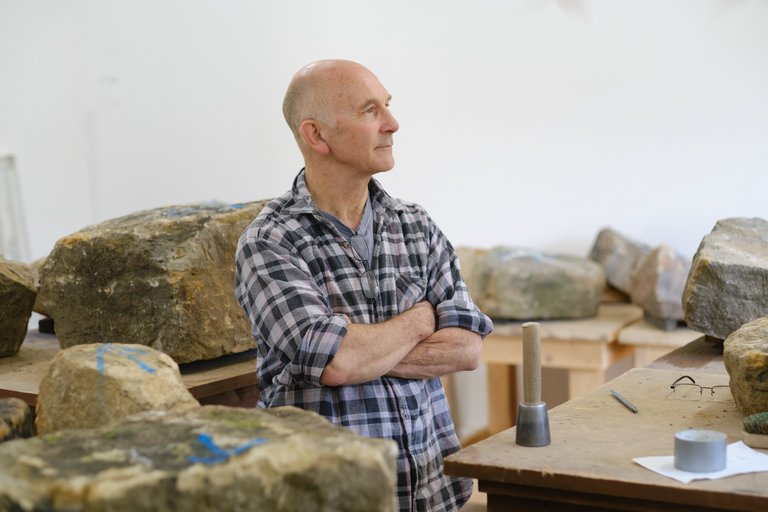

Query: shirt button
342;242;350;249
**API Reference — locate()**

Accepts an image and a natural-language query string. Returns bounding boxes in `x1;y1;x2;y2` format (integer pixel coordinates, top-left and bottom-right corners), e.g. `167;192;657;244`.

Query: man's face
321;67;400;176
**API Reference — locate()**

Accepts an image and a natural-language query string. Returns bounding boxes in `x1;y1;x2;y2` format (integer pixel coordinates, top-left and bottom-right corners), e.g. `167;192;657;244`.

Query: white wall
2;0;768;436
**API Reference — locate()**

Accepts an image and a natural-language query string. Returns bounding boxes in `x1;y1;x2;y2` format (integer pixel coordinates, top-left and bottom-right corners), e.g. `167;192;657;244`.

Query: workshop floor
461;480;487;511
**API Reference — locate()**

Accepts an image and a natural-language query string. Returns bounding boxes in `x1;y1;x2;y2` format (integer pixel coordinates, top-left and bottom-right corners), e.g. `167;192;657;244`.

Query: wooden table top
445;364;767;510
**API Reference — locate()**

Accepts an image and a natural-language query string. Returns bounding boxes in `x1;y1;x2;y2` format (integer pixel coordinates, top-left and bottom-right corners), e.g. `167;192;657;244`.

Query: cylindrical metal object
674;429;727;472
522;322;541;405
516;402;551;447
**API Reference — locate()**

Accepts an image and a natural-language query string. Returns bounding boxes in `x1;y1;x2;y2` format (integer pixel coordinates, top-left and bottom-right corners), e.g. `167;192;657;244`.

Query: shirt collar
286;168;405;216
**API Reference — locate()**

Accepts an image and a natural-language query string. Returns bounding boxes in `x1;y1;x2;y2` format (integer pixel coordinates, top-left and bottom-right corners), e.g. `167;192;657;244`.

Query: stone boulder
30;256;49;317
629;245;691;329
723;317;768;416
38;201;269;363
455;246;487;301
588;227;651;294
0;405;397;512
683;217;768;340
36;343;200;435
0;398;33;442
472;246;606;320
0;258;36;357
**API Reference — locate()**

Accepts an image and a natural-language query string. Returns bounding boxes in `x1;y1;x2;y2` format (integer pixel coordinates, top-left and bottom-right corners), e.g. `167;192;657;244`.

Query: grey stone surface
629;244;691;327
0;398;33;442
455;246;488;302
588;227;651;294
0;405;397;512
472;246;606;320
31;256;48;317
683;217;768;340
0;258;36;357
38;201;269;363
36;343;200;435
723;317;768;416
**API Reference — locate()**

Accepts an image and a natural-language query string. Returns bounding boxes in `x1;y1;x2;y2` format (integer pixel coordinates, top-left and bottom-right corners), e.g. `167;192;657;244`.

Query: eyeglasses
349;234;378;301
670;375;731;401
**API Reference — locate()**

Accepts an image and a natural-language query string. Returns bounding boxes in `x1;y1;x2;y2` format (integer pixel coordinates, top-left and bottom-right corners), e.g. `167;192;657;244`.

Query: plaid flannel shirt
235;170;493;512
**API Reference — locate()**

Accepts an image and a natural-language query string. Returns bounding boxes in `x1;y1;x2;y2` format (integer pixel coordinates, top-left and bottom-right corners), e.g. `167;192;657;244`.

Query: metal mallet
516;321;551;447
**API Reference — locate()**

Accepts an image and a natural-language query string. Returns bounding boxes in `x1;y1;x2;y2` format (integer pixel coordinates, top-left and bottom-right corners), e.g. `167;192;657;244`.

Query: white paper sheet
633;441;768;484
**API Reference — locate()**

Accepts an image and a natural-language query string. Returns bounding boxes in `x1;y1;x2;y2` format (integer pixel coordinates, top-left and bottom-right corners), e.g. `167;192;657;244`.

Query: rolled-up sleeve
424;217;493;338
236;229;347;388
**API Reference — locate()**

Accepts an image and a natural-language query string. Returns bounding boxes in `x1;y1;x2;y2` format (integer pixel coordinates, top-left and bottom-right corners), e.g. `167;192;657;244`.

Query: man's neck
304;165;370;230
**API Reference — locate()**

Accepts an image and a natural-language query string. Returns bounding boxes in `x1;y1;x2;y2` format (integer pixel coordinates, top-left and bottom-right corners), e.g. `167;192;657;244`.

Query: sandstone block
723;317;768;416
455;246;488;301
38;201;268;362
0;258;36;357
0;398;33;442
588;227;651;294
629;244;691;327
683;217;768;340
36;343;200;434
0;405;397;512
473;246;605;320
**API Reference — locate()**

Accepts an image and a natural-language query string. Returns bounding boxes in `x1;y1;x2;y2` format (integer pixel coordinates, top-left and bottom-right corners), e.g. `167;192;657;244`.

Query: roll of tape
674;429;727;473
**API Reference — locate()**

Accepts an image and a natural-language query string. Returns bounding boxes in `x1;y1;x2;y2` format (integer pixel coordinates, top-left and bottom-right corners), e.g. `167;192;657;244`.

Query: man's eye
366;106;376;114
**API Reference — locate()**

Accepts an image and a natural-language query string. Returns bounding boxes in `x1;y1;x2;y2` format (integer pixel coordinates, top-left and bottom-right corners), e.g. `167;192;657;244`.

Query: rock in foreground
38;201;268;362
36;343;200;435
0;398;33;442
0;258;36;357
683;217;768;340
723;317;768;416
0;406;397;512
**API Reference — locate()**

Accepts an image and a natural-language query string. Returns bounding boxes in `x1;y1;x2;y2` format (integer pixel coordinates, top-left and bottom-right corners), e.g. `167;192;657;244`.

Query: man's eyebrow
360;95;393;109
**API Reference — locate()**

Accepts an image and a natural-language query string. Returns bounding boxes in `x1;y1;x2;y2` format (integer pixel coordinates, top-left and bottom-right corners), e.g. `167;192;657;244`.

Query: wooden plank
446;365;767;511
487;363;517;434
648;336;726;374
618;319;703;348
491;303;643;342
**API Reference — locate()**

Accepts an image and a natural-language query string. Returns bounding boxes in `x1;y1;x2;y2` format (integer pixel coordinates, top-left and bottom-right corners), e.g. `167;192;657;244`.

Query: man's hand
386;328;482;380
319;301;437;386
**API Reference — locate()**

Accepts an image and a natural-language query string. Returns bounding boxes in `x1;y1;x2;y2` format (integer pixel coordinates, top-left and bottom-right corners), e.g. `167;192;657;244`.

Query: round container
674;429;727;473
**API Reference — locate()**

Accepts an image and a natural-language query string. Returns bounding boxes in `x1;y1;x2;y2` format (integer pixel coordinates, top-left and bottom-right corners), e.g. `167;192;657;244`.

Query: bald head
282;60;376;140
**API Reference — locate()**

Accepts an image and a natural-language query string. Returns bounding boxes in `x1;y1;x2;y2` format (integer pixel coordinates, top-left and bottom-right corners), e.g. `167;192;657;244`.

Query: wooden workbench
447;343;767;511
0;331;258;407
483;303;643;434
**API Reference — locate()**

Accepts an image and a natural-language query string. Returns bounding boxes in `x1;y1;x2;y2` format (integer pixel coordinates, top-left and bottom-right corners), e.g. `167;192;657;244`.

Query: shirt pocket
395;272;427;313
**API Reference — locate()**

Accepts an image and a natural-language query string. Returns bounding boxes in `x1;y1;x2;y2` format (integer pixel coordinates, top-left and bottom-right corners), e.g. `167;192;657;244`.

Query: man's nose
383;108;399;133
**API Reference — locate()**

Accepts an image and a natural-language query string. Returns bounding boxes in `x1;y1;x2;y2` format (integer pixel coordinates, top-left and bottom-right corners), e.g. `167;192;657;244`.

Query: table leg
487;363;517;435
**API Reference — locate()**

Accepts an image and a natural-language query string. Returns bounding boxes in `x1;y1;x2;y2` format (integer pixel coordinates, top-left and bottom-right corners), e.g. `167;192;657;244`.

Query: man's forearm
320;301;436;386
386;327;482;380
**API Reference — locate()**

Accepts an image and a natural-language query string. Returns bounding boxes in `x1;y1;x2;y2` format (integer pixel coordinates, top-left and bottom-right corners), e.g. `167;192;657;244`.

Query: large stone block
683;217;768;340
588;227;651;294
0;258;36;357
473;246;605;320
36;343;200;435
629;244;691;328
0;398;33;442
723;317;768;416
0;405;397;512
455;246;488;302
38;201;268;362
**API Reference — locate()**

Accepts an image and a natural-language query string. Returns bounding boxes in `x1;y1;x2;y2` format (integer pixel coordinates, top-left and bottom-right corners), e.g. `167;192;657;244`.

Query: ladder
0;155;30;262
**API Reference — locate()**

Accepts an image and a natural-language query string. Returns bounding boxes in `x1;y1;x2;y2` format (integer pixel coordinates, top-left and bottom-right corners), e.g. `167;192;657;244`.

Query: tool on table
516;322;551;447
610;389;638;413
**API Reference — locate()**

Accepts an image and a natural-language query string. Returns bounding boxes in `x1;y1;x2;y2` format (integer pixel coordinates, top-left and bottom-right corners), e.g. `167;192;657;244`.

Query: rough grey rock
629;244;691;328
473;246;606;320
30;256;48;317
723;317;768;416
683;217;768;340
0;258;36;357
0;398;33;442
588;227;652;294
455;246;487;301
36;343;200;435
0;405;397;512
38;201;269;363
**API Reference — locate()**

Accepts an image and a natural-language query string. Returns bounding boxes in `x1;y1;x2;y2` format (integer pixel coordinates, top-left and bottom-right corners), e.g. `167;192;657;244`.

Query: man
235;59;493;511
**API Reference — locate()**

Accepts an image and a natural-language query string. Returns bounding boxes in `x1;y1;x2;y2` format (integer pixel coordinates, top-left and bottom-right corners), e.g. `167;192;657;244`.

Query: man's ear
299;120;330;155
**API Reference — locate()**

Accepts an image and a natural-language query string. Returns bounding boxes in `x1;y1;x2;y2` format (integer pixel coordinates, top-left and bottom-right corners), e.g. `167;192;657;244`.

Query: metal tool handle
522;322;542;404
